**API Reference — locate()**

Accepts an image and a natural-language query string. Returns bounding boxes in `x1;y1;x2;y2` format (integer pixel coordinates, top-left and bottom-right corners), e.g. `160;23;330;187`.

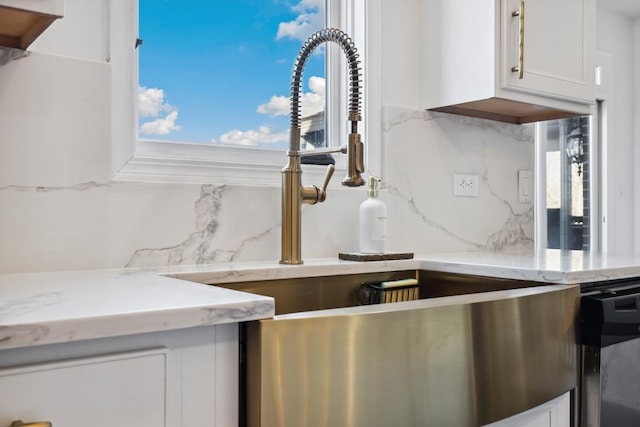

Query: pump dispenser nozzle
368;176;380;197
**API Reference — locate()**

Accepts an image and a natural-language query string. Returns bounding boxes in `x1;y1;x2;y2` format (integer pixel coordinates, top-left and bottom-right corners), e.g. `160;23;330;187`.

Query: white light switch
518;170;532;203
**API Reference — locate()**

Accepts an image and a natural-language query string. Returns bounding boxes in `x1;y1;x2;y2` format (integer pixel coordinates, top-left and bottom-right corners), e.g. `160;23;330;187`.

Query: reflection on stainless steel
582;346;602;426
216;271;579;427
582;341;640;426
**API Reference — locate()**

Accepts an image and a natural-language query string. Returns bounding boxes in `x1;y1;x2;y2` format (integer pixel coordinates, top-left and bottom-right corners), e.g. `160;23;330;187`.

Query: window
110;0;370;185
535;111;601;251
137;0;325;150
539;116;591;250
535;52;612;253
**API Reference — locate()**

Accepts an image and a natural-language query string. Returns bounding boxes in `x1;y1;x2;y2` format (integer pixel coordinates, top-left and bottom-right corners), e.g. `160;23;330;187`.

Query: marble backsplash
125;106;534;268
0;105;534;273
381;106;535;254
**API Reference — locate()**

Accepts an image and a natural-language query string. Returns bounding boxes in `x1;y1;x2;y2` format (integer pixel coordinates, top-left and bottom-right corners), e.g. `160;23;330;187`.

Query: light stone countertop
2;249;640;351
0;269;274;350
165;249;640;285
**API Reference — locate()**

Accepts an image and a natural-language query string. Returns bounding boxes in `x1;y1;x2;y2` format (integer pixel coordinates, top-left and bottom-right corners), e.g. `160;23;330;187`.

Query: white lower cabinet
0;324;239;427
1;349;167;426
484;392;571;427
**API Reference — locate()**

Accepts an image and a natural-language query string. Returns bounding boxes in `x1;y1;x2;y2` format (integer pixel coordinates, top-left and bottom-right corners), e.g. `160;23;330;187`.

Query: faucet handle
342;133;366;186
318;164;335;203
355;140;365;173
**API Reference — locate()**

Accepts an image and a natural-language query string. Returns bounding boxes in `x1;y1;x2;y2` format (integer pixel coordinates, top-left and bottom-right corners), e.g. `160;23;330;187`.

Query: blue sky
138;0;325;147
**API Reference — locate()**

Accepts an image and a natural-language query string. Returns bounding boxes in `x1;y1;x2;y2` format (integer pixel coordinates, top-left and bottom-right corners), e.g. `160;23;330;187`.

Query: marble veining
387;167;533;252
381;105;535;254
385;182;483;249
0;292;62;320
126;184;279;268
382;109;533;143
382;108;436;133
0;181;112;192
126;184;228;266
0;324;51;346
484;207;534;251
435;111;534;142
201;302;274;323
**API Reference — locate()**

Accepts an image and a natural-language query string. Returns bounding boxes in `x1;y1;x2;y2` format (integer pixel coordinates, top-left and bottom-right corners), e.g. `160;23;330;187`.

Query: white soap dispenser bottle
359;176;387;254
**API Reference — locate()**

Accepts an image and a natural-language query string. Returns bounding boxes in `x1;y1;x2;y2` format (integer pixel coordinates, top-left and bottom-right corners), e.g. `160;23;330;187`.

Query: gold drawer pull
10;421;52;427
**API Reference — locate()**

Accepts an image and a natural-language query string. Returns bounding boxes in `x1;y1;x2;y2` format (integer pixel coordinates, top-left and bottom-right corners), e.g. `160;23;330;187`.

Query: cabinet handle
511;0;525;79
10;421;52;427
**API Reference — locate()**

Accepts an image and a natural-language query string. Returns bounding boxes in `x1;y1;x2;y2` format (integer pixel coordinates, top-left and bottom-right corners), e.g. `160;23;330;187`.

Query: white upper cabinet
0;0;64;49
421;0;595;124
501;0;594;101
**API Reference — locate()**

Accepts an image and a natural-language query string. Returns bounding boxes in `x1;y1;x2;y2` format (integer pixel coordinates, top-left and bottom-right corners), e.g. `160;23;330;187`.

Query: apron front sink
212;270;579;427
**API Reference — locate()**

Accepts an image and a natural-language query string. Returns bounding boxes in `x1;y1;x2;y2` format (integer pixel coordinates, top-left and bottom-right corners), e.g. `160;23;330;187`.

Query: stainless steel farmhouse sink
214;270;579;427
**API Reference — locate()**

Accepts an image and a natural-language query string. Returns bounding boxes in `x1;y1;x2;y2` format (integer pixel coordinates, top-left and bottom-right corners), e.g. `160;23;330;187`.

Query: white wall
596;6;636;254
0;0;535;274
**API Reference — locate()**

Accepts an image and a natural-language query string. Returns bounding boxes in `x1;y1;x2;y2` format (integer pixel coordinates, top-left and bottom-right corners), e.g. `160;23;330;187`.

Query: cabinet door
483;391;571;427
501;0;594;103
0;349;167;427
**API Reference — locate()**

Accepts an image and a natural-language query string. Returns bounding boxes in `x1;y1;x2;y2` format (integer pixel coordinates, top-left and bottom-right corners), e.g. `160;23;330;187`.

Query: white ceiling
602;0;640;18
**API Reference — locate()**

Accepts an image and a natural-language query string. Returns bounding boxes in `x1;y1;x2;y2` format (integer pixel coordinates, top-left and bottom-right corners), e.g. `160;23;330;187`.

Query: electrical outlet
453;173;479;197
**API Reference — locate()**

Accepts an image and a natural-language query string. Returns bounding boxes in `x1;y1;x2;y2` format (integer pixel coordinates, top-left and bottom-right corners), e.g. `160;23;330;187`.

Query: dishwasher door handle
582;293;640;347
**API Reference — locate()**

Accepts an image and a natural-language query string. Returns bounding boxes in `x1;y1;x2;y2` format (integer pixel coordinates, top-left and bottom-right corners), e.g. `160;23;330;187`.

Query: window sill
113;140;346;186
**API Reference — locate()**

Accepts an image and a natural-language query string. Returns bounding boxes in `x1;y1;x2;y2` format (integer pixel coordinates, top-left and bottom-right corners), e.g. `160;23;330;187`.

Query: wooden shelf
0;3;62;50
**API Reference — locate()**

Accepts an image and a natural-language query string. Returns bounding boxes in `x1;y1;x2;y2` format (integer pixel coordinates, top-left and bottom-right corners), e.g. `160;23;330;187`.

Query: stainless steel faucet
280;28;365;265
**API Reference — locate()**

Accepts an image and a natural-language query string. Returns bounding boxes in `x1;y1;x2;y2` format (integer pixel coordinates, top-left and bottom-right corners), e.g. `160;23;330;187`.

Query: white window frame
534;52;610;252
109;0;378;186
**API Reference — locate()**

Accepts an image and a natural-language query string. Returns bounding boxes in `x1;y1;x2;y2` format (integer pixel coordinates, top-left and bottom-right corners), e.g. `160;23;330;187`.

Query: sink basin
212;270;579;427
214;269;544;315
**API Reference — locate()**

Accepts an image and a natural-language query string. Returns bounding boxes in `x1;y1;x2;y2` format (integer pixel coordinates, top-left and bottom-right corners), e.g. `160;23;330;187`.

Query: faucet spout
280;28;365;265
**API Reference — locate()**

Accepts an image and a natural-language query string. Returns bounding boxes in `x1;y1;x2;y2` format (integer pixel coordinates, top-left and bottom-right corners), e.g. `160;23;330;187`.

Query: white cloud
138;86;173;118
139;110;182;136
257;76;325;117
213;75;324;147
138;86;182;136
222;75;324;147
308;75;325;93
211;126;288;146
276;0;324;42
256;95;289;116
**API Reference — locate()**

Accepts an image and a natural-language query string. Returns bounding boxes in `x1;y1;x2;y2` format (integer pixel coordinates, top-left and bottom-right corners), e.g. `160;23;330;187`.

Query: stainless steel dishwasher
580;277;640;426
